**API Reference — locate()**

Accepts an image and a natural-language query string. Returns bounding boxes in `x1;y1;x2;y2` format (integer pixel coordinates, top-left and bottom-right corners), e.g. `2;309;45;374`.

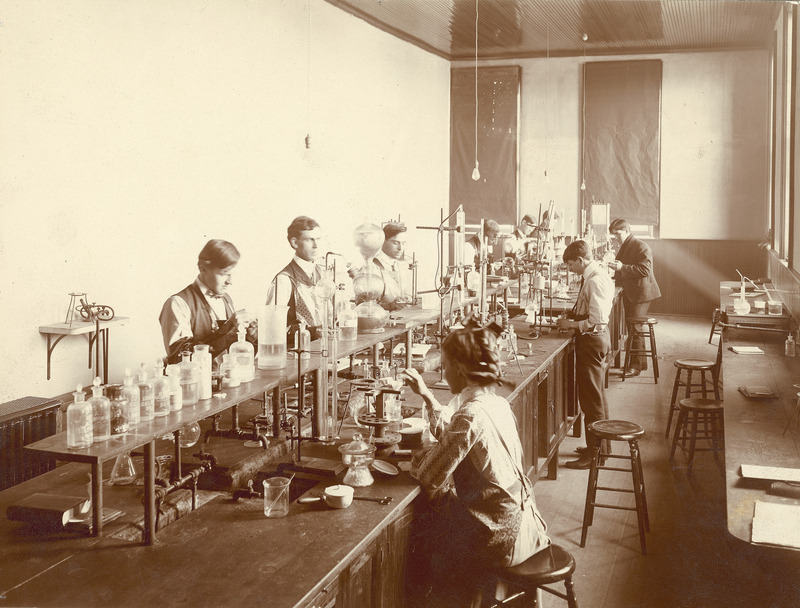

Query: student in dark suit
608;218;662;377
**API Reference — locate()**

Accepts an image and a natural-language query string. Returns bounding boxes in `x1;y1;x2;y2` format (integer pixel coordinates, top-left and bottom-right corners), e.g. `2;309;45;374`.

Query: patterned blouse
412;386;549;566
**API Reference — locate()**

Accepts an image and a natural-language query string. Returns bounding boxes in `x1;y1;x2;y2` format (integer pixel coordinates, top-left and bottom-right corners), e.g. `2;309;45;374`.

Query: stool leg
565;576;578;608
670;409;687;461
712;369;721;400
685;370;693;399
710;411;721;461
666;371;682;438
634;442;650;532
622;344;631;382
700;371;708;398
580;445;601;547
649;324;659;382
687;412;699;471
629;440;647;555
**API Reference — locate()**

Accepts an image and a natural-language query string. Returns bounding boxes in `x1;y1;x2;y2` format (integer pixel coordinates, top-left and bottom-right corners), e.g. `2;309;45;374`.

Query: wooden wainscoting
646;239;766;316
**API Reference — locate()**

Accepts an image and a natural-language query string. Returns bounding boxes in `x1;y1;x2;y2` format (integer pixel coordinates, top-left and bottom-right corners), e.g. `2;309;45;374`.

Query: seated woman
159;239;256;364
401;316;550;606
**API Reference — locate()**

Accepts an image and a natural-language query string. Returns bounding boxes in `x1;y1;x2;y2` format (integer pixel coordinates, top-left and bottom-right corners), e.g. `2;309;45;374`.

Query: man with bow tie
159;239;256;364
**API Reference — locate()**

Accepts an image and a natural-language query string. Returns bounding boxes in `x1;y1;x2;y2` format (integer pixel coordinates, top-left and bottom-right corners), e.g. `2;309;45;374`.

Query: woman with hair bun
402;315;550;606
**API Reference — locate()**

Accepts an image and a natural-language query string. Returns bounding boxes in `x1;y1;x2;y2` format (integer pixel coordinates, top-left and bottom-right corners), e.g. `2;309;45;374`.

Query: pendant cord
474;0;479;167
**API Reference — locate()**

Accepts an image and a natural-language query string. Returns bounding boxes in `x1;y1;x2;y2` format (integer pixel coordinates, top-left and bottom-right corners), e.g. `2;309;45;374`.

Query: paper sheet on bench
740;464;800;483
752;501;800;549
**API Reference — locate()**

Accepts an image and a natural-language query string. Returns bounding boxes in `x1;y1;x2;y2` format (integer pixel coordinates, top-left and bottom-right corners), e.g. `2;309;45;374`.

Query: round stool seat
587;419;645;441
627;317;658;325
679;397;723;411
674;358;715;370
489;544;575;587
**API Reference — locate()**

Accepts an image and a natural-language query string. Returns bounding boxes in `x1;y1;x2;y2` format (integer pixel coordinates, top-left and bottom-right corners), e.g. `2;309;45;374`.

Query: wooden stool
669;398;724;470
580;420;649;555
665;337;723;438
482;544;578;608
622;317;659;382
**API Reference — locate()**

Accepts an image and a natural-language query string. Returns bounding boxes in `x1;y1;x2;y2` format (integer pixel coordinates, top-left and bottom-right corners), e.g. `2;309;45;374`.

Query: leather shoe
623;368;641;378
565;456;593;470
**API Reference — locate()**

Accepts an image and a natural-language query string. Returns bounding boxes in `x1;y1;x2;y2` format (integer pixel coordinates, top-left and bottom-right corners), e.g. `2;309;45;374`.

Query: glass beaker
263;477;290;518
768;300;783;315
110;452;136;485
258;305;289;369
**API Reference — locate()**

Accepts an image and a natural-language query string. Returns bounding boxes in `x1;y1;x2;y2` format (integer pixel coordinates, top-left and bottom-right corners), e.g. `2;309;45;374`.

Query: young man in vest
159;239;256;364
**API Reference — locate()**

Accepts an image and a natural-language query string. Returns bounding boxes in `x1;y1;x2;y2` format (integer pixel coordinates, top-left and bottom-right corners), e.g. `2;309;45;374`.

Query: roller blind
583;60;662;226
450;66;520;225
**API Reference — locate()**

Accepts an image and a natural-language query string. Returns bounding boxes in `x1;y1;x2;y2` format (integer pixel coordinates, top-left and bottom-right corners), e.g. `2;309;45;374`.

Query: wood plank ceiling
324;0;783;60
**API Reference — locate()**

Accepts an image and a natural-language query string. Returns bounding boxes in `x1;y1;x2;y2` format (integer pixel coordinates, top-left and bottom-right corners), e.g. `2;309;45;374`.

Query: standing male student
608;218;661;377
557;240;616;469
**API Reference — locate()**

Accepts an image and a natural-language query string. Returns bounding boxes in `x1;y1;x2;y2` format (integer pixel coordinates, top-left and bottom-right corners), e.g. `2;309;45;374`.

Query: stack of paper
740;464;800;482
752;501;800;549
737;386;778;399
730;345;765;354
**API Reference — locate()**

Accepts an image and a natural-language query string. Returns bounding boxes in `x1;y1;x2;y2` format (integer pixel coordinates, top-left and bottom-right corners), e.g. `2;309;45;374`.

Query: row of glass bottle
66;326;256;450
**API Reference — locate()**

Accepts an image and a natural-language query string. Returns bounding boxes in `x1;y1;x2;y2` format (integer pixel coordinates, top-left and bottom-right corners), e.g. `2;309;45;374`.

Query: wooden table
722;326;800;549
25;282;515;545
719;281;791;331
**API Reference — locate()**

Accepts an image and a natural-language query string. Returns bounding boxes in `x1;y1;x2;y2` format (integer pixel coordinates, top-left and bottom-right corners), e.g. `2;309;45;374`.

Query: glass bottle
295;321;311;359
152;358;170;418
138;363;154;421
67;384;92;449
166;364;183;411
178;351;199;406
88;376;110;442
220;353;240;388
121;368;140;428
338;302;358;342
105;384;129;435
193;344;212;400
229;324;255;382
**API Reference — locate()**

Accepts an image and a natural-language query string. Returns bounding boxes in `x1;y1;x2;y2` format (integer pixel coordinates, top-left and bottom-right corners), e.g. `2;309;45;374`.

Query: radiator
0;396;63;491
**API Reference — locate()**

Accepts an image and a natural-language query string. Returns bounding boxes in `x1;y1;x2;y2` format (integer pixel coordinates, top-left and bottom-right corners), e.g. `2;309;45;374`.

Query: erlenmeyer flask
110;451;136;485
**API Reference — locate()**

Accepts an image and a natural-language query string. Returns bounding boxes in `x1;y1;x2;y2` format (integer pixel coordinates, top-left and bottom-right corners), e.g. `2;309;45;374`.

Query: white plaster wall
456;49;771;240
0;0;451;403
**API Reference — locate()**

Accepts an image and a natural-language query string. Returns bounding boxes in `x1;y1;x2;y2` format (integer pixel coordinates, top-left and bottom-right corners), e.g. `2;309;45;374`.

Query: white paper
730;346;764;354
752;501;800;548
740;464;800;483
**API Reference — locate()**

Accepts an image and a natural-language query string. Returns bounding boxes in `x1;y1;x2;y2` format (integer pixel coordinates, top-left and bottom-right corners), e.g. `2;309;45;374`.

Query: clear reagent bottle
88;376;110;442
67;384;93;449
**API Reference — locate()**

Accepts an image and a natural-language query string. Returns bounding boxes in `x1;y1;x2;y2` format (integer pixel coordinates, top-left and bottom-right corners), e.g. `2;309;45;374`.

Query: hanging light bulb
544;169;550;184
471;0;480;182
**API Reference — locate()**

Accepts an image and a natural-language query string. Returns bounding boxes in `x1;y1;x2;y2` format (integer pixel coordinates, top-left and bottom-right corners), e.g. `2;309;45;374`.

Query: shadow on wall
648;239;766;316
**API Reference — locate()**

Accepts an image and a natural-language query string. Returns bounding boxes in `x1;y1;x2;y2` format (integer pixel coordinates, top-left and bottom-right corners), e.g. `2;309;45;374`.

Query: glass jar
338;302;358;342
88;377;110;442
67;385;92;449
178;351;199;406
105;384;129;435
338;432;376;487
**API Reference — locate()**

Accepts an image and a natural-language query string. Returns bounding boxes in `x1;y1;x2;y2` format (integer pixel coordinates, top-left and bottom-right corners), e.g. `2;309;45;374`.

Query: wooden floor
532;315;800;608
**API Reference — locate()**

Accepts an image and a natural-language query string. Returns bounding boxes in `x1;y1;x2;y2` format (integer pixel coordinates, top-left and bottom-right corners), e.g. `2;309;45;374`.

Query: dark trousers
623;298;652;370
576;331;611;451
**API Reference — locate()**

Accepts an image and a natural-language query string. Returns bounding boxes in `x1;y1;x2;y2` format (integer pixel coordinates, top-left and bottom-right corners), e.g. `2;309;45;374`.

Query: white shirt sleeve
160;295;193;352
266;274;293;306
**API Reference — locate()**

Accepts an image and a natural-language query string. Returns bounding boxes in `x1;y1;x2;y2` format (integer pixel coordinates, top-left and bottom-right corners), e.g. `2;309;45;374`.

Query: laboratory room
3;0;800;606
